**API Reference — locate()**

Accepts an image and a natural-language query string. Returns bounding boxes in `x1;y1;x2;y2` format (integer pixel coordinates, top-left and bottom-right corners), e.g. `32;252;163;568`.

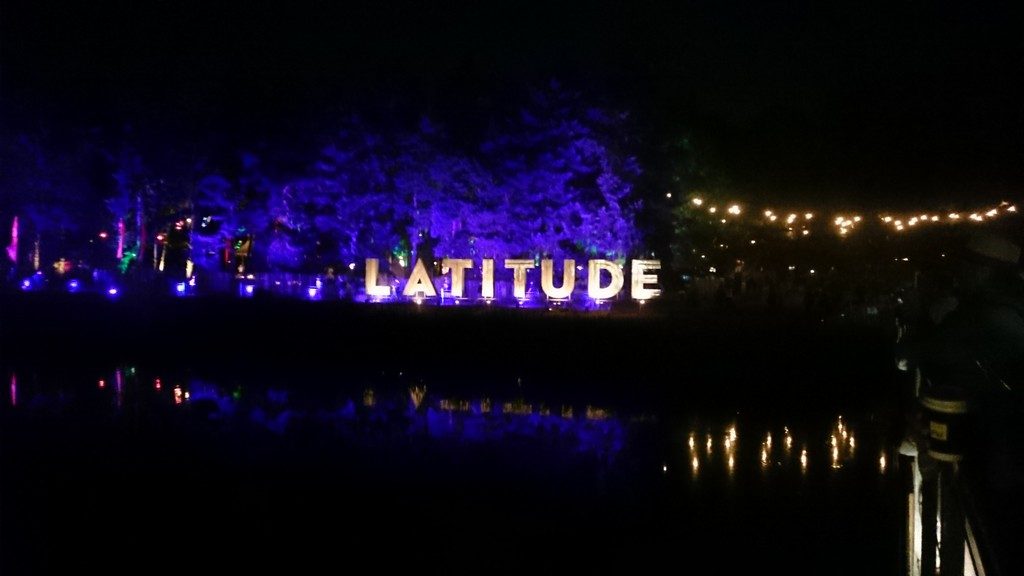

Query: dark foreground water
1;295;905;574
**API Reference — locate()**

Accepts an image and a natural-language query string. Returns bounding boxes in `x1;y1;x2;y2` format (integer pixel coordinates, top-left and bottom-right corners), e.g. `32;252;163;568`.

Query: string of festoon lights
681;196;1017;237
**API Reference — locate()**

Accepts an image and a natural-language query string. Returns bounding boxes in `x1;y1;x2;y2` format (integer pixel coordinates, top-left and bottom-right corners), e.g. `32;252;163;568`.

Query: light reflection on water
4;366;895;481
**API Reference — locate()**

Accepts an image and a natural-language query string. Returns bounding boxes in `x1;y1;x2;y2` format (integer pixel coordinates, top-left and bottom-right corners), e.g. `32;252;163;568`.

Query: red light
98;379;106;389
98;231;108;239
155;378;162;391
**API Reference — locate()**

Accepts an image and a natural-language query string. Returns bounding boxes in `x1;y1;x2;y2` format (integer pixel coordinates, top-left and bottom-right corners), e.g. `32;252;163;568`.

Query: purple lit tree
478;83;642;260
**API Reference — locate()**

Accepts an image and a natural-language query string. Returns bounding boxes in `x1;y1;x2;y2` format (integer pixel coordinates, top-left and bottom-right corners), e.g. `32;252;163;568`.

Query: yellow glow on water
728;454;735;471
831;446;840;468
761;446;768;467
830;434;837;448
879;453;887;472
706;435;713;454
800;448;808;469
725;437;732;451
688;433;696;451
692;456;699;473
766;432;772;449
728;426;737;442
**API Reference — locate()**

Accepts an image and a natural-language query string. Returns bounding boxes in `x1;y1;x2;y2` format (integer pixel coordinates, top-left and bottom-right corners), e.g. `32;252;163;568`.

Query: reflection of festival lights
692;456;699;473
879;453;886;472
800;448;808;470
688;433;695;451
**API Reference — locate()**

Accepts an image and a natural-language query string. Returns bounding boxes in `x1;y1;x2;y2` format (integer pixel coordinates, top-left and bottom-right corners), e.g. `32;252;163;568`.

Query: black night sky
2;0;1022;205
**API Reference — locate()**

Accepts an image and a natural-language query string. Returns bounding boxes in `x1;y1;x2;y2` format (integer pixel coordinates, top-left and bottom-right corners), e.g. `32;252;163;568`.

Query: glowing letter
588;259;624;299
541;259;575;299
504;259;535;299
631;260;662;300
481;259;495;299
403;258;437;297
364;258;391;297
441;258;473;298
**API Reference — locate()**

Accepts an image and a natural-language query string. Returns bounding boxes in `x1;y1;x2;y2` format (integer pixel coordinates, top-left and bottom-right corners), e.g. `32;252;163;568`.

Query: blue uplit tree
478;82;642;260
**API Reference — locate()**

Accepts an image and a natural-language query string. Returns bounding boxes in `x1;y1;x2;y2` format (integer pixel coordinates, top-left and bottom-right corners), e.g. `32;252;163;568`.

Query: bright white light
727;204;741;215
879;453;886;472
804;213;813;220
750;240;757;244
348;262;356;270
809;269;815;274
769;215;778;222
948;213;960;219
764;210;774;217
801;230;810;236
709;207;717;214
1008;206;1017;212
665;193;672;198
882;216;893;223
692;456;699;472
107;287;118;296
688;434;696;450
692;197;703;206
663;464;668;472
930;215;939;222
986;209;998;217
834;216;844;225
786;214;797;224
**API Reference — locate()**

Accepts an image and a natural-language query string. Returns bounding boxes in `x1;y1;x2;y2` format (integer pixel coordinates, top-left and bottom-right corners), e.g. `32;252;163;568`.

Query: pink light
6;216;18;263
154;378;162;391
173;385;183;405
98;231;108;240
116;218;125;259
9;373;16;407
98;379;106;389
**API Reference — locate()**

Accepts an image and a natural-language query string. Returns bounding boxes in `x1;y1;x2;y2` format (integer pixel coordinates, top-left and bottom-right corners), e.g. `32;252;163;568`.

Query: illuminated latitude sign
364;258;662;301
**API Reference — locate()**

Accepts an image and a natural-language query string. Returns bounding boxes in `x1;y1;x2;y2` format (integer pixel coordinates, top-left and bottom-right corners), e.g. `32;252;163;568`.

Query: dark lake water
1;297;906;574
